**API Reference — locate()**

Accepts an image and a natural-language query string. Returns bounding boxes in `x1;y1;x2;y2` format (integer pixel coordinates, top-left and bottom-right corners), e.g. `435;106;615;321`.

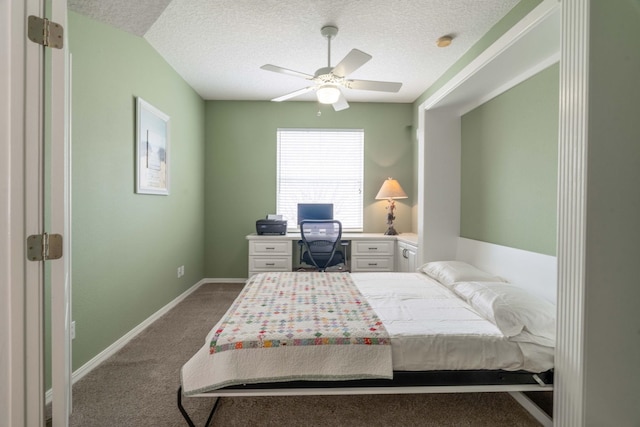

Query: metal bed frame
177;369;553;426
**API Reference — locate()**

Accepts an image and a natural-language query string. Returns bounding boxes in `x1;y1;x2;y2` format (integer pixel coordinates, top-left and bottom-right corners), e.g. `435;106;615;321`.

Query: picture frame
136;97;170;195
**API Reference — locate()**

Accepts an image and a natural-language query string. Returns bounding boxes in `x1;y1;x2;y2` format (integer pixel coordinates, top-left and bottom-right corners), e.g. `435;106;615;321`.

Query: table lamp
375;177;408;235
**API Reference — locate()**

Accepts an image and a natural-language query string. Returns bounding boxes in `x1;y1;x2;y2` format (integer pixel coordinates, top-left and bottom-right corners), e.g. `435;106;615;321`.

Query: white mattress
351;272;554;373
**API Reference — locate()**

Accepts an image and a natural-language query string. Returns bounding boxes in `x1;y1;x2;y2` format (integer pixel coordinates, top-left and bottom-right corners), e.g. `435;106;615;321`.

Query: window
277;128;364;231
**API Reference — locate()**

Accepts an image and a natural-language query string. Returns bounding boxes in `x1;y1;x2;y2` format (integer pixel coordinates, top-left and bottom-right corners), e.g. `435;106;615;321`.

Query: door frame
0;0;70;425
49;0;72;423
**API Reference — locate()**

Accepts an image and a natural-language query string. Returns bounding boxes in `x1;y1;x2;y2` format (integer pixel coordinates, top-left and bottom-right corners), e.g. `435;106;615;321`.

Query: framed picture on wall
136;97;170;195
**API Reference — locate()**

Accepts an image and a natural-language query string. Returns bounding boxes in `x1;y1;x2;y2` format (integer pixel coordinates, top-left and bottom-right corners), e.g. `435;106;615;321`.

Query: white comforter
351;272;554;372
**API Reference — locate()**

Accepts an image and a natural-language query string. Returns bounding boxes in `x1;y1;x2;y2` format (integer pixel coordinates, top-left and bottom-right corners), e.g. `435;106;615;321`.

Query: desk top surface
247;232;418;245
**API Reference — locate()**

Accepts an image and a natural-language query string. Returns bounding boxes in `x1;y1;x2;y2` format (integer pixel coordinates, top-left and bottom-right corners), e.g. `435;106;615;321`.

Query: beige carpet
65;282;550;426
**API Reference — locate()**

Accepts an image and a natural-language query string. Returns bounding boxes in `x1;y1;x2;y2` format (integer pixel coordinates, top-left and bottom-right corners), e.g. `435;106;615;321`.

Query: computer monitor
297;203;333;225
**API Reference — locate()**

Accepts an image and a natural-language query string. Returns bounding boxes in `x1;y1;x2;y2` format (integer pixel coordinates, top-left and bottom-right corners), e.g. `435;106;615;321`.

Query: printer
256;218;287;235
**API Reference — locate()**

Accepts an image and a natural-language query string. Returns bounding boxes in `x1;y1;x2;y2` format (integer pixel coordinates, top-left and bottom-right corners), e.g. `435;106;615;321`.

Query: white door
1;0;50;424
0;1;43;425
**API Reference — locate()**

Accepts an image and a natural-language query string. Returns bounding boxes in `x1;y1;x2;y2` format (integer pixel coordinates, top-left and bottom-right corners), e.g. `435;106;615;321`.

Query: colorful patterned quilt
182;272;392;395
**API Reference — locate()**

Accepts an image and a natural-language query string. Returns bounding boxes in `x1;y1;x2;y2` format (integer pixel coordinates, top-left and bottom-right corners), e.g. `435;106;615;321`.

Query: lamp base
384;226;399;235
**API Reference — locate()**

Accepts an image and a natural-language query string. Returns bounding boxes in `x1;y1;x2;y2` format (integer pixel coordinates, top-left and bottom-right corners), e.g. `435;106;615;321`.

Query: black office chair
299;220;345;272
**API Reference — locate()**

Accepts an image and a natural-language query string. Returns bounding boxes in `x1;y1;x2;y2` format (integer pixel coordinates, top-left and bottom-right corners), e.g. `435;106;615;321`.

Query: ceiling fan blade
261;64;314;80
271;86;316;102
331;49;372;77
346;79;402;93
332;91;349;111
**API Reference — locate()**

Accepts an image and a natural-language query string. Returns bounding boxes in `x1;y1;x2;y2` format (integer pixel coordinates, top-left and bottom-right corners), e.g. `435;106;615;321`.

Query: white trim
49;0;71;423
458;52;560;116
0;0;21;424
554;0;589;425
203;278;247;284
45;279;216;403
24;0;46;425
508;391;553;427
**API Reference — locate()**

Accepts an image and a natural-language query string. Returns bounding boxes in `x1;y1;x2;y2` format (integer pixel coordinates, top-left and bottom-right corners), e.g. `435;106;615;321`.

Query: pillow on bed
452;281;556;342
418;260;506;287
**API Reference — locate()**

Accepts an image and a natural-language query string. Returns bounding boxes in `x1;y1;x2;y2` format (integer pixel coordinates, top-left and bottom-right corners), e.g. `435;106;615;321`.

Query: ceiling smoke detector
436;35;453;48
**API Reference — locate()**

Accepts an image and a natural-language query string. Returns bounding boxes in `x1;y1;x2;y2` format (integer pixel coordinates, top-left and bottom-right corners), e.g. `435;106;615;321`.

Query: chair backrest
300;220;342;270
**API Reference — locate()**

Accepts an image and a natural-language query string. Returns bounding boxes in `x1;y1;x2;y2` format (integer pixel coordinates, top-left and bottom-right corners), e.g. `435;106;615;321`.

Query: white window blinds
277;128;364;231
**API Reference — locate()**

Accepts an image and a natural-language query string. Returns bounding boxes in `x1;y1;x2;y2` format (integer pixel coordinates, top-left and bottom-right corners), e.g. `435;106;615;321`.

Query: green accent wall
204;101;414;278
411;0;543;230
460;63;559;255
68;12;205;371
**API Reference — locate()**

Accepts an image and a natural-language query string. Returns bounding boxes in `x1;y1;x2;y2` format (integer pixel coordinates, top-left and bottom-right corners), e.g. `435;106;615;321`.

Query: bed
178;262;555;426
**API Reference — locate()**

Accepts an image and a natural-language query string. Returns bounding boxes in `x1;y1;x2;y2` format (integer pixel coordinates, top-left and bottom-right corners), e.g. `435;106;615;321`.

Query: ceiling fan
261;26;402;111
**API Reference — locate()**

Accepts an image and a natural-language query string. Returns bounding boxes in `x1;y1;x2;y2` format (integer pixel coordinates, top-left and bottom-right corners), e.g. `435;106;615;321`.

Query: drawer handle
265;247;275;250
368;247;378;250
265;263;275;266
368;263;378;266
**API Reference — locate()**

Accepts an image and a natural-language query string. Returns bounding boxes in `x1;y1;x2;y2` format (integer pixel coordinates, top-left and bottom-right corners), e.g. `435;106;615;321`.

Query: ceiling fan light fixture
316;85;340;104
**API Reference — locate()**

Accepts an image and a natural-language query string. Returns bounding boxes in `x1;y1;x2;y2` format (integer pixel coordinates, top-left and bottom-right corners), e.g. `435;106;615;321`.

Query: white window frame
277;128;364;231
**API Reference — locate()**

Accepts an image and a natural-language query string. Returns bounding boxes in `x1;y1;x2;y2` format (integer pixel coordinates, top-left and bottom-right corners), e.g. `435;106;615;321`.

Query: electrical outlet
177;265;185;278
71;321;76;340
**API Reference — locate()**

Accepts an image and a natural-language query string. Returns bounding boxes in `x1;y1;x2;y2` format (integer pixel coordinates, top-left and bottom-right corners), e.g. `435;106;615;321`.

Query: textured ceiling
69;0;521;103
68;0;172;37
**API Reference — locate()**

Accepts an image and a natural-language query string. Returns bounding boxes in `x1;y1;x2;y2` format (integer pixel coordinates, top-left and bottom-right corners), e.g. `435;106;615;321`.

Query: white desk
246;232;418;277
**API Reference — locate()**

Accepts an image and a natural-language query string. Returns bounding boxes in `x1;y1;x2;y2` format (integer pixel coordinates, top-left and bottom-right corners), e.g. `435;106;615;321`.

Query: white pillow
418;260;506;287
509;330;555;348
452;281;556;343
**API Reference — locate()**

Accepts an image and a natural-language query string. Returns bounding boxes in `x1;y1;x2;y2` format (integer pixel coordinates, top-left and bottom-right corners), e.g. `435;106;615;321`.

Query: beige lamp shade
375;178;408;200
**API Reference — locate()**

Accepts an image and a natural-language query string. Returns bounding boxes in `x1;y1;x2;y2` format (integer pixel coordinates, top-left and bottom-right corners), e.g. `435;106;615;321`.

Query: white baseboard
203;277;247;284
45;277;247;403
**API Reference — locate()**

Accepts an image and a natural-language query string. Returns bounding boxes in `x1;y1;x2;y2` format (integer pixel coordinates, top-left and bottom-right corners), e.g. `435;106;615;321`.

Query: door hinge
27;233;63;261
27;15;64;49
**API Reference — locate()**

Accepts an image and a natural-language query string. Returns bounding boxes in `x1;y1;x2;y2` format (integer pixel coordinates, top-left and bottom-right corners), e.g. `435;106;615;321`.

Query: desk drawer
351;256;394;272
351;240;394;256
249;256;291;271
249;240;292;256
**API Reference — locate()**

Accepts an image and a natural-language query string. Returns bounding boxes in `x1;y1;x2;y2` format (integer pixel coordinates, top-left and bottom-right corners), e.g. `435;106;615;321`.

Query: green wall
69;12;206;371
204;101;414;278
460;63;559;255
